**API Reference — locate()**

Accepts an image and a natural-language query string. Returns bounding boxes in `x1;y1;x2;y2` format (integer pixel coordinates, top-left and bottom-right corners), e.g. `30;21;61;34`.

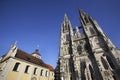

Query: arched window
106;56;116;69
24;65;30;73
80;61;86;80
33;68;37;75
45;71;49;77
101;57;109;69
84;17;89;23
13;62;20;71
89;65;95;80
77;45;81;54
85;44;89;51
65;26;68;30
40;69;43;76
66;34;70;41
89;27;95;34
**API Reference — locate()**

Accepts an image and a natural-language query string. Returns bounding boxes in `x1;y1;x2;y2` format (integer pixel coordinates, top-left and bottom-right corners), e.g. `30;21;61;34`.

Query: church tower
55;9;120;80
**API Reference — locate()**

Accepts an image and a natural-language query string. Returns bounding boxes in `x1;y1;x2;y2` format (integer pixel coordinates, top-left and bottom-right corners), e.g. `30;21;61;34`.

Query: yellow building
0;42;54;80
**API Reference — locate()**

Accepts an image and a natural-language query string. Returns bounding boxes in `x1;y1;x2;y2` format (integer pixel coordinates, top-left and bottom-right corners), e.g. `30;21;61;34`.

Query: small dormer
32;49;41;59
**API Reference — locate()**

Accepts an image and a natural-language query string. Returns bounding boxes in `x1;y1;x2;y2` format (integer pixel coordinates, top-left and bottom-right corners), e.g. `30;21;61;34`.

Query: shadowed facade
55;9;120;80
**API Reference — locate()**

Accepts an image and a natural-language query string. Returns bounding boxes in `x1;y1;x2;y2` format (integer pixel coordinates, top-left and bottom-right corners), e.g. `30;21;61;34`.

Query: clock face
31;77;37;80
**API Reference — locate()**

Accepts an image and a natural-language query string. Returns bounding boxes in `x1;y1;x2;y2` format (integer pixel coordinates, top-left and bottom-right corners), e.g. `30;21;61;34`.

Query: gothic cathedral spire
55;8;120;80
64;13;69;22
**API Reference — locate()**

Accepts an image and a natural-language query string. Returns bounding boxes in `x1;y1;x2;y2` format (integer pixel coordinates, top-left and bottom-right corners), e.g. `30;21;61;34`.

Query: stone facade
55;9;120;80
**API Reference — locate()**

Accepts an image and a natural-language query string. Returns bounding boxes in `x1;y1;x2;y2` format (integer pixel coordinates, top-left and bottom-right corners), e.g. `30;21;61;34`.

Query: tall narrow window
77;45;81;54
101;57;109;69
106;56;115;69
52;72;54;76
45;71;49;77
84;17;89;23
24;65;30;73
40;69;43;76
66;34;70;41
64;26;68;31
13;62;20;71
68;47;72;55
90;27;95;34
33;68;37;75
89;65;95;80
80;61;86;80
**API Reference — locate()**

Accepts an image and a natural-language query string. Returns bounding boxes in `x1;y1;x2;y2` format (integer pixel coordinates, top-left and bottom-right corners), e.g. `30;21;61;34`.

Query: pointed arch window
63;24;68;32
85;44;89;51
89;65;95;80
106;56;115;69
64;23;69;31
64;25;68;31
66;34;70;41
81;17;86;26
68;47;72;55
77;45;82;54
89;27;95;34
101;57;109;69
84;17;89;23
13;62;20;71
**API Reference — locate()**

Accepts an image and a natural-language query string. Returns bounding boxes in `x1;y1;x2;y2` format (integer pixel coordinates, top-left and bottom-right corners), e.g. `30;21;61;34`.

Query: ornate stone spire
64;13;69;22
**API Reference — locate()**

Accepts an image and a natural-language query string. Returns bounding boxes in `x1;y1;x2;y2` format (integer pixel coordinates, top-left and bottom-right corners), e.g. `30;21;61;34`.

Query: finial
11;41;17;48
78;8;86;16
64;13;69;22
10;41;18;51
15;41;18;45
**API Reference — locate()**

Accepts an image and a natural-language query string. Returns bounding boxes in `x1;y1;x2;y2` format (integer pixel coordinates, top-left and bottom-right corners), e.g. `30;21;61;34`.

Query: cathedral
55;9;120;80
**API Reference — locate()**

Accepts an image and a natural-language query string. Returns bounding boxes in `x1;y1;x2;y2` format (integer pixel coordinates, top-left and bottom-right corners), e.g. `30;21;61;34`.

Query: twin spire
63;8;88;25
63;8;87;22
62;8;87;32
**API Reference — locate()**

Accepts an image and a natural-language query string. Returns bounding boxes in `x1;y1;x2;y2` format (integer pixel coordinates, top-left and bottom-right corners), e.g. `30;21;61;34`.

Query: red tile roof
15;49;54;71
45;64;54;71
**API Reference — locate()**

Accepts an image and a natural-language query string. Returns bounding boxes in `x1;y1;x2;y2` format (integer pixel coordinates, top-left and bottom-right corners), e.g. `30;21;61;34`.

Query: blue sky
0;0;120;68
